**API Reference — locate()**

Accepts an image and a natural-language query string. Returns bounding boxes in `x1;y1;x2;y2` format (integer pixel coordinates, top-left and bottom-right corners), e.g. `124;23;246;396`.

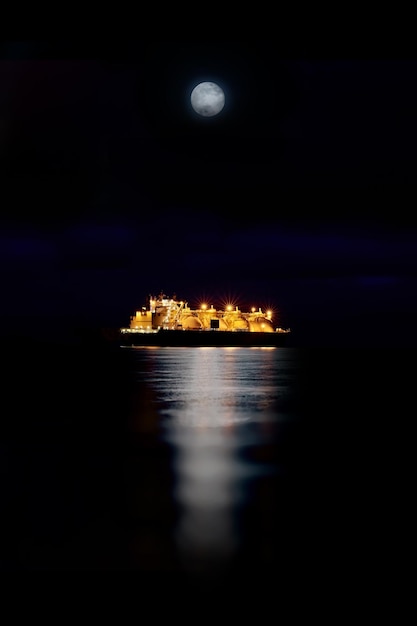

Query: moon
190;81;225;117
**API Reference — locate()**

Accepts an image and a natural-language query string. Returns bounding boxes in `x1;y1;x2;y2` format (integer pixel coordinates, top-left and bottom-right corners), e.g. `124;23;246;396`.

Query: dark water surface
1;340;413;582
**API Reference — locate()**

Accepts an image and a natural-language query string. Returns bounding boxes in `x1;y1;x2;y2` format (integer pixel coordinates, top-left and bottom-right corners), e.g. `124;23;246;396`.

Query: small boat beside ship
116;292;291;347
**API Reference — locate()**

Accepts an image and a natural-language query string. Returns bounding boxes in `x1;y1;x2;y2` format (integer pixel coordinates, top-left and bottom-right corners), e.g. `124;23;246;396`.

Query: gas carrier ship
116;292;291;347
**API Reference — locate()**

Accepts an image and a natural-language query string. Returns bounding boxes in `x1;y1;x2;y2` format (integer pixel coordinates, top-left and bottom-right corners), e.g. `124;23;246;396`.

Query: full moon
190;81;225;117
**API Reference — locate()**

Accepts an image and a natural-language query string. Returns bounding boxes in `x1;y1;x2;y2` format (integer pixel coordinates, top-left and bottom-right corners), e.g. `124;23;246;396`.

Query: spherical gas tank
248;317;275;332
182;316;203;330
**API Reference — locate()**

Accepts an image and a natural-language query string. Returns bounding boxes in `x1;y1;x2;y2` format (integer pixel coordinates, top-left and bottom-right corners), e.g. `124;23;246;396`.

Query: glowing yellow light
227;305;232;311
201;303;207;310
251;307;256;313
267;310;272;317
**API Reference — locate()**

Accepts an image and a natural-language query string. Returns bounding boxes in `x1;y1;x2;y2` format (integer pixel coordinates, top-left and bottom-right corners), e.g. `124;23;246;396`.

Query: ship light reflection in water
152;346;294;574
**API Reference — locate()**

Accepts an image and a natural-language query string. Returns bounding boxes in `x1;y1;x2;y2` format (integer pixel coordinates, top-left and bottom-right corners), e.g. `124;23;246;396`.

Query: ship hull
117;328;291;347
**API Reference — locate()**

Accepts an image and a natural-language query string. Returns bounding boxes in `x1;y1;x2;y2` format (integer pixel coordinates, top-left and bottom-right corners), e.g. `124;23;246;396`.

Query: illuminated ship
118;292;291;347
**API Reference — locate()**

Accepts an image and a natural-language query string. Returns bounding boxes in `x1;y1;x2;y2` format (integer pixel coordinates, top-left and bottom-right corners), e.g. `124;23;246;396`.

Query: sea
0;338;414;588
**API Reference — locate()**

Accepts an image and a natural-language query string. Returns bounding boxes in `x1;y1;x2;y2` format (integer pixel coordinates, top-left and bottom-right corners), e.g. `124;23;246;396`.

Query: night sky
2;41;417;347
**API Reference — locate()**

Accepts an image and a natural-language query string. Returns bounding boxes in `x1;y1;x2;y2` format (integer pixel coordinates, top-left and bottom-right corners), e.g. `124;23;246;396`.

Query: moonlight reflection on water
135;346;297;575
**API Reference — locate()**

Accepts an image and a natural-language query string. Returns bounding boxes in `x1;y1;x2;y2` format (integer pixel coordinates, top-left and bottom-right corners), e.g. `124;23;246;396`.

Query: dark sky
1;41;417;347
